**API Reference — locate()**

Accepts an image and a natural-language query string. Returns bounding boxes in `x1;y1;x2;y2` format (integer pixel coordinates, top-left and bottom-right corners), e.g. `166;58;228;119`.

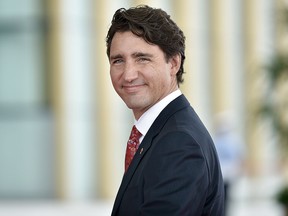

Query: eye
137;57;150;63
112;59;124;65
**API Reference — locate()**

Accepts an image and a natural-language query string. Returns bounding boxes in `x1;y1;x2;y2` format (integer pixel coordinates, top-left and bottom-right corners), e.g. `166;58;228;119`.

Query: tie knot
130;125;142;141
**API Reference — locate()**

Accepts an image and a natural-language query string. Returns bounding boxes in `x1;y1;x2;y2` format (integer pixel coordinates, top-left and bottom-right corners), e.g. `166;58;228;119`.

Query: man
106;5;224;216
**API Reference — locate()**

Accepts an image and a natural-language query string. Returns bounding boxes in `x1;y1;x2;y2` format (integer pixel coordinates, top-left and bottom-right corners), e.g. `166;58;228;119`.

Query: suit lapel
111;95;189;215
111;126;155;215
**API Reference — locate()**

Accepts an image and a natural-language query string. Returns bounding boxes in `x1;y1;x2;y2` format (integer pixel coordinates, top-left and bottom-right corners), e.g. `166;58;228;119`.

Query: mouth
122;84;145;93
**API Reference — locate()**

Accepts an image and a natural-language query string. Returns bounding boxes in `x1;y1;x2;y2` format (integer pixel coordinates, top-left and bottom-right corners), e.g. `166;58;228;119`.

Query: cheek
155;70;171;86
110;71;121;86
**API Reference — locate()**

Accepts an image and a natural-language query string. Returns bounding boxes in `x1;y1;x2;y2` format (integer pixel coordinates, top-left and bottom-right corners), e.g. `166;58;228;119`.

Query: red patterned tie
125;125;142;172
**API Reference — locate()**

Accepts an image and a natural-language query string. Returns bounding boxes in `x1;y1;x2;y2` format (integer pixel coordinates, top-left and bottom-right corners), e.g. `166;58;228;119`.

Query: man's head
106;5;186;85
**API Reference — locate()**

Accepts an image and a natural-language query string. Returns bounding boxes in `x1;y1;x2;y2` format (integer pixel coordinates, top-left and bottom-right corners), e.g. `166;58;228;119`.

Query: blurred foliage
259;6;288;154
276;185;288;206
266;55;288;82
260;54;288;153
262;4;288;209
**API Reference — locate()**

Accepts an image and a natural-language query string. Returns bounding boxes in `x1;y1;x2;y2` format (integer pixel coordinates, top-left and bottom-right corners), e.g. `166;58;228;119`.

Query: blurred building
0;0;287;211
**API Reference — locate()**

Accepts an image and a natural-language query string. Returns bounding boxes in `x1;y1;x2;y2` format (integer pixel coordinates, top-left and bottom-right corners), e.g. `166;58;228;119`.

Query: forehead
110;31;163;57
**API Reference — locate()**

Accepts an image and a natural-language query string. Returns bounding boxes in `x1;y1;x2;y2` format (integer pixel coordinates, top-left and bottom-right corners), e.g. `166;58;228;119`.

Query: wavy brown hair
106;5;186;85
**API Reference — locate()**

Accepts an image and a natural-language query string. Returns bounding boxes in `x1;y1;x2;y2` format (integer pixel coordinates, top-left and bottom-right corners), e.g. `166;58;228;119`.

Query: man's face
109;31;180;120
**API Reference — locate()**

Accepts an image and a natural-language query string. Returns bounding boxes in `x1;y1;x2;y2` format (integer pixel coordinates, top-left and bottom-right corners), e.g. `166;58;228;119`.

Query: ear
169;54;181;76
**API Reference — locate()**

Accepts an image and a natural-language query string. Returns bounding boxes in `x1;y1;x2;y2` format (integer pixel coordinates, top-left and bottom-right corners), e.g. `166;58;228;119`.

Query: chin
125;101;145;110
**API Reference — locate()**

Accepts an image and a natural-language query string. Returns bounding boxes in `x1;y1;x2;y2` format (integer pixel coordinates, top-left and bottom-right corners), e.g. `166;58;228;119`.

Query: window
0;0;55;199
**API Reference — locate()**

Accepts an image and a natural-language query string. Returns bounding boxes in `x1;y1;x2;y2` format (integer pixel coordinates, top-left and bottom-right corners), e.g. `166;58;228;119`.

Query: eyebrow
109;54;123;61
132;52;153;58
109;52;154;61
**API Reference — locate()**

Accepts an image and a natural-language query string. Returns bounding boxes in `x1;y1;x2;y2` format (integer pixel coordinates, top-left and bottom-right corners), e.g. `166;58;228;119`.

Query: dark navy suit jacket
111;95;224;216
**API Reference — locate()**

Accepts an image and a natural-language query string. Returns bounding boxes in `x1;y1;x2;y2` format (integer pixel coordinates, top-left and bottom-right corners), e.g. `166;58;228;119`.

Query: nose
123;61;138;82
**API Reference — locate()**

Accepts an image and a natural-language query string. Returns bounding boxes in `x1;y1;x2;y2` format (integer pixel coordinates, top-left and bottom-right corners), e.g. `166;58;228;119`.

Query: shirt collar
135;89;182;143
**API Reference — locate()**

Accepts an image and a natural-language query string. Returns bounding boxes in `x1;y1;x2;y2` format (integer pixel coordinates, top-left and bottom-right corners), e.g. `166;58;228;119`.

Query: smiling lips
122;83;145;93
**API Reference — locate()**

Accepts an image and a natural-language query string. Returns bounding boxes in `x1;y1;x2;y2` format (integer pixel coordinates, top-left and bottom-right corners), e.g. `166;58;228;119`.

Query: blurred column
47;0;66;199
93;0;132;199
276;0;288;55
48;0;96;199
210;0;245;136
172;0;213;131
243;0;276;176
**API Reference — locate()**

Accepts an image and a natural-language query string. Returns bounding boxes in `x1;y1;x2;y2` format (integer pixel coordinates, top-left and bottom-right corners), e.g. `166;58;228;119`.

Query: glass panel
0;0;55;199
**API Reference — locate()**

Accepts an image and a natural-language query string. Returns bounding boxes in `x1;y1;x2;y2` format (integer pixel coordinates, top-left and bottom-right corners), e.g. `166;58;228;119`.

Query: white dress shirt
135;89;182;143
